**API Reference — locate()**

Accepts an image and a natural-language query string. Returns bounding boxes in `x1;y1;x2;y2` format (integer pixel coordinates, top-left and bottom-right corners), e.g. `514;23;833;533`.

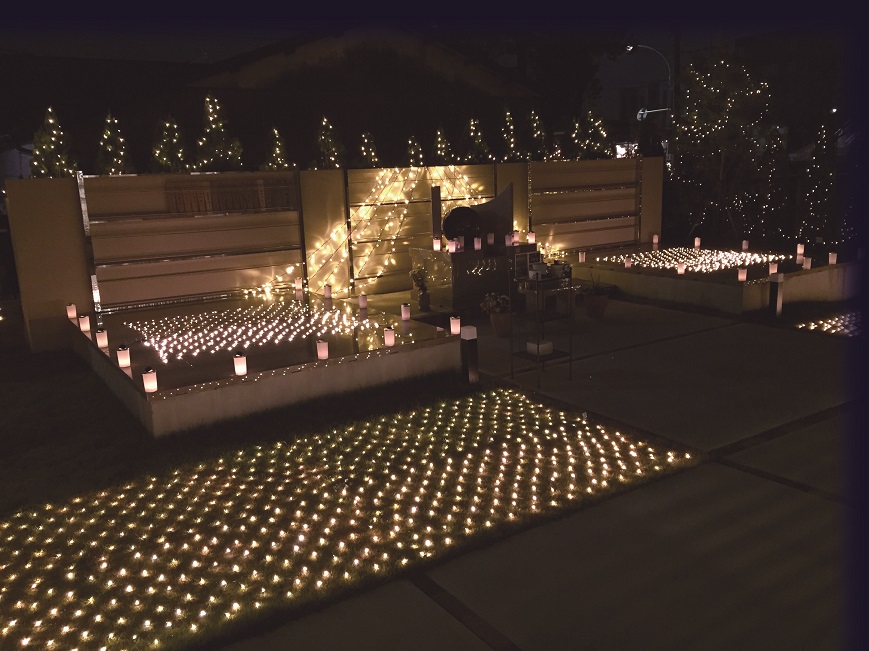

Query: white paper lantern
142;367;158;393
652;234;659;245
829;252;837;265
769;262;778;275
803;256;812;270
448;240;457;253
295;277;303;290
624;256;632;269
433;237;441;251
742;240;749;251
527;231;536;244
95;328;109;348
316;340;329;360
384;327;395;347
78;315;90;332
737;268;747;282
358;294;368;309
401;303;411;321
796;243;805;255
233;352;247;376
66;303;77;319
117;345;130;368
694;237;701;248
474;237;482;250
487;232;495;245
677;262;686;274
450;316;461;335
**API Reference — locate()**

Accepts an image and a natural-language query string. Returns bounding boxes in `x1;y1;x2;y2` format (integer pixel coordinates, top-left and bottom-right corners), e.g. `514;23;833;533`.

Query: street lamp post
627;43;674;165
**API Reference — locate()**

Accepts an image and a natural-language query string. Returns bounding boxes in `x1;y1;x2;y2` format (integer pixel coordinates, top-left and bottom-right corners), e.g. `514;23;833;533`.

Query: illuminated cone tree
30;106;76;177
262;127;292;170
461;118;494;164
431;128;453;165
151;116;188;172
570;110;612;160
799;120;837;245
314;116;346;169
527;109;550;161
95;112;133;175
501;108;524;162
406;135;424;167
194;94;243;172
359;132;380;168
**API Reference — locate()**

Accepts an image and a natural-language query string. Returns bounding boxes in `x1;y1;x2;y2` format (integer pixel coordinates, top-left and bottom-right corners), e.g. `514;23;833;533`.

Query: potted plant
481;292;512;337
410;267;430;311
584;273;611;319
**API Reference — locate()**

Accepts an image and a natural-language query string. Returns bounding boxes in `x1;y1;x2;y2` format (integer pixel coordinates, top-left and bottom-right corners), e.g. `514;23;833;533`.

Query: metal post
460;325;479;385
769;273;784;317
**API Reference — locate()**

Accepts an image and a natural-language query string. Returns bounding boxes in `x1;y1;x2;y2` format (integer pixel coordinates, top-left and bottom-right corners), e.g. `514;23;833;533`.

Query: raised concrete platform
571;247;862;314
70;294;462;437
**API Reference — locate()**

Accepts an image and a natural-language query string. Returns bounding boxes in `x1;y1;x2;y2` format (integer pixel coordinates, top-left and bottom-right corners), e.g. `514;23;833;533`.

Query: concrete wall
5;177;92;351
639;156;663;244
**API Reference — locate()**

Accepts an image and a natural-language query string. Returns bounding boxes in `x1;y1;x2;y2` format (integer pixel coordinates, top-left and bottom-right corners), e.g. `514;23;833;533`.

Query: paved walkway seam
410;573;522;651
714;457;849;506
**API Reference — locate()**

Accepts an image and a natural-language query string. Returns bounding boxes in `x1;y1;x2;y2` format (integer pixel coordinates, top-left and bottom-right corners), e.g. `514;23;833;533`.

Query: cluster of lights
96;113;130;176
359;133;380;168
316;116;344;169
406;136;424;168
463;118;495;164
125;299;380;364
0;387;694;650
528;109;549;161
194;94;242;172
263;128;294;171
597;247;791;273
30;106;76;178
501;109;523;162
152;117;188;173
795;311;863;337
432;129;452;165
571;111;611;160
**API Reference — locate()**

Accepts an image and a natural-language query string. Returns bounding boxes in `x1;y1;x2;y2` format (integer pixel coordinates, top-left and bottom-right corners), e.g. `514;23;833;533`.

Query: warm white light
527;231;536;244
316;340;328;360
358;294;368;309
737;268;747;282
624;256;632;269
474;237;482;251
95;328;109;348
742;240;749;251
652;234;659;245
117;345;130;367
78;315;90;332
578;251;586;263
384;327;395;347
829;252;837;265
448;240;457;253
796;243;805;255
487;233;494;245
694;237;701;248
142;368;158;393
233;352;247;376
450;317;461;335
803;256;812;270
66;303;77;319
769;262;778;274
433;238;441;251
401;304;411;321
677;262;686;274
324;284;332;299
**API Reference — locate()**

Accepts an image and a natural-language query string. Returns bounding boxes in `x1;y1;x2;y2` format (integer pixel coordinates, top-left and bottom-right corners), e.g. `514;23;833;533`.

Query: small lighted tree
406;135;424;167
262;127;292;171
799;121;836;244
527;109;550;161
313;116;347;169
194;94;243;172
359;132;380;168
151;116;188;172
501;108;524;162
461;118;494;164
570;110;612;160
95;112;133;175
30;106;76;177
431;128;452;165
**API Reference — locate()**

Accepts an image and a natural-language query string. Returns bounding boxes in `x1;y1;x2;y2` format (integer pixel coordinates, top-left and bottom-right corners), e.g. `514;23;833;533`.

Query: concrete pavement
222;295;863;651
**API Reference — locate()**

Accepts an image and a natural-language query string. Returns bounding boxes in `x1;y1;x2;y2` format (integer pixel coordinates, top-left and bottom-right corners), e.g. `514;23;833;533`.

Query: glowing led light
450;317;461;335
78;315;90;333
737;268;747;282
95;329;109;349
401;304;411;321
828;252;837;265
383;327;395;347
316;340;328;360
66;303;77;319
433;238;441;251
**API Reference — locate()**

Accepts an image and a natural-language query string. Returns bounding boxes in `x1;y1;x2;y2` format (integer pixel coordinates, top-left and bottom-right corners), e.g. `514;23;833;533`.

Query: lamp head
625;44;634;52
